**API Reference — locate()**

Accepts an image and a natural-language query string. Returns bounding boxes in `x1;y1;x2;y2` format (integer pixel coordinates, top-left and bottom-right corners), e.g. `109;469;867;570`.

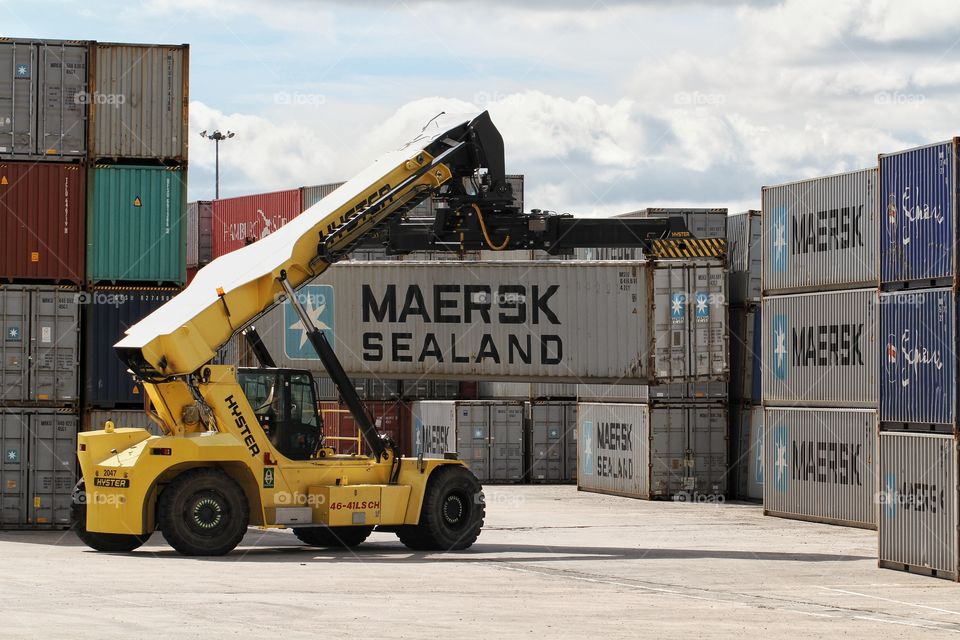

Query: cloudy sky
3;0;960;215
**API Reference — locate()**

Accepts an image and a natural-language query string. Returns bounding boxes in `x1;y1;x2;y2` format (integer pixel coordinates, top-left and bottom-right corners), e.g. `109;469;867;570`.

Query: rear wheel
397;465;484;551
158;468;249;556
71;481;151;553
293;526;373;548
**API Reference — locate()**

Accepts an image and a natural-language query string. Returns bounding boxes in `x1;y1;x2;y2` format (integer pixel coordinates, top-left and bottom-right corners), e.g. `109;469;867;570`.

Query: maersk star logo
670;293;686;323
16;64;29;78
694;293;709;321
772;314;787;380
771;205;787;273
6;448;18;463
6;326;20;341
773;425;789;493
283;284;334;359
581;421;594;476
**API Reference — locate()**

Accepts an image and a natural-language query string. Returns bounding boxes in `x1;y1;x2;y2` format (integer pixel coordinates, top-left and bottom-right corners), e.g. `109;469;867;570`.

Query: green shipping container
87;165;186;285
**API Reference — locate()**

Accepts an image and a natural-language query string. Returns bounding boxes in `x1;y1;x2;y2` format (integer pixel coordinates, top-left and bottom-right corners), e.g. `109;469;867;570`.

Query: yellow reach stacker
75;112;724;555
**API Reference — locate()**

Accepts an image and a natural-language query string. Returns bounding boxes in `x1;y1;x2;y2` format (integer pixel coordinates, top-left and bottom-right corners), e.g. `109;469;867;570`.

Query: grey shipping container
529;401;577;483
0;286;79;405
411;400;525;483
245;260;728;384
0;39;87;159
764;407;877;529
186;201;213;267
762;289;877;407
87;43;188;161
727;210;762;304
576;381;727;403
732;405;764;501
618;208;728;239
577;402;727;499
729;304;761;405
0;409;77;528
762;168;878;294
879;431;959;580
479;382;576;399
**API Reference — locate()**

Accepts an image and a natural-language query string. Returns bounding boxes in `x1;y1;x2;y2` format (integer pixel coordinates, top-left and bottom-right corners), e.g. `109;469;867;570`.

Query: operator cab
237;367;322;460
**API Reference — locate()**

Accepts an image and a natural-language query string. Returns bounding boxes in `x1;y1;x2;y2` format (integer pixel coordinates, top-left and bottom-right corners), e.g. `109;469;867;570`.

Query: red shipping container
0;161;85;284
319;400;411;457
211;188;303;259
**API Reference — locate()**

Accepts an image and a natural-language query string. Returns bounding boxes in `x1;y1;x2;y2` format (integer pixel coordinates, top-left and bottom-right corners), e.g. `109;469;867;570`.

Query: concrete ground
1;486;958;639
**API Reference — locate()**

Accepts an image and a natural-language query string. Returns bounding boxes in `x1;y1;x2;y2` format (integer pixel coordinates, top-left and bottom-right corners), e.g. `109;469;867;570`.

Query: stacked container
877;139;960;579
1;39;87;528
761;167;879;529
726;210;763;500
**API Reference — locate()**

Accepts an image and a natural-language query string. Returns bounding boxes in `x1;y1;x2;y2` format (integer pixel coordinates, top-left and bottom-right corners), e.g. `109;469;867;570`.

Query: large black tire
71;481;151;553
157;468;249;556
293;526;373;548
397;465;484;551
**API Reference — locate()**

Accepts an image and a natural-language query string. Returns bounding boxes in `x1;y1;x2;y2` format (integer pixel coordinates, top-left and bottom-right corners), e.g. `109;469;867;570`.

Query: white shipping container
410;400;525;483
529;401;577;483
245;260;728;384
764;407;877;529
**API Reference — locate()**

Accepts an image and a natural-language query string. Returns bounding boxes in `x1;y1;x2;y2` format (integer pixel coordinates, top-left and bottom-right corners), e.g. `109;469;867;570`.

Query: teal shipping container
87;165;186;285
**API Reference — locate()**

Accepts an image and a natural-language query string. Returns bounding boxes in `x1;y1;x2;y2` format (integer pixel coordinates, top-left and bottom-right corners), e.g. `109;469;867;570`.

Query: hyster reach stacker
74;111;725;555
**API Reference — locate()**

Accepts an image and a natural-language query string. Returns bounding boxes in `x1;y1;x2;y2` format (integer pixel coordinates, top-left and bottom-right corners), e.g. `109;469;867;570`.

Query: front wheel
397;465;484;551
71;481;151;553
158;468;250;556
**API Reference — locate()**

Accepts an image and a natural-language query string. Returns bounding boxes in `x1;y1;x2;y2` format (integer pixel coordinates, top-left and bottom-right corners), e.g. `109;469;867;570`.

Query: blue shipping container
880;139;959;286
880;288;957;425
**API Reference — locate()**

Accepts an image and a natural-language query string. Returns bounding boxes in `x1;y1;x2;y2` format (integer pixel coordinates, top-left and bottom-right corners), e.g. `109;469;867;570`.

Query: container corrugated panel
684;404;728;495
87;165;186;284
246;260;727;383
88;43;188;161
0;39;87;159
478;382;576;399
411;401;458;459
577;384;648;402
762;289;877;407
0;286;79;405
880;288;957;426
879;431;958;579
727;210;762;304
529;401;576;483
317;401;411;456
489;402;525;482
0;161;85;284
733;405;764;501
577;402;656;498
880;140;959;287
302;182;344;209
83;408;161;436
186;200;212;267
211;188;302;259
764;407;877;529
763;168;878;294
84;287;178;407
0;409;76;529
729;305;760;404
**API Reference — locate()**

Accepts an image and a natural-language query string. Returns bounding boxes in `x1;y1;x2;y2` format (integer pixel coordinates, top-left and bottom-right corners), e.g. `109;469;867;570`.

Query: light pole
199;129;235;199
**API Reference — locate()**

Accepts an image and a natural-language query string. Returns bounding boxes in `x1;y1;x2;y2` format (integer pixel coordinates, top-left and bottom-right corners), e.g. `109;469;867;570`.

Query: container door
688;264;727;380
687;405;727;496
564;403;577;482
29;411;77;526
652;265;689;381
529;404;564;483
30;287;80;404
0;42;36;156
490;404;524;482
37;42;86;157
0;288;30;403
649;406;686;497
0;410;28;525
456;404;489;482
